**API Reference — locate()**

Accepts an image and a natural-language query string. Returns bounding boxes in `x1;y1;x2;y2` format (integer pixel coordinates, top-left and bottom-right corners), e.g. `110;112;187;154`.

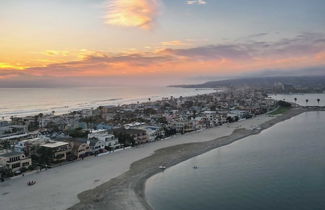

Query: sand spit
68;107;309;210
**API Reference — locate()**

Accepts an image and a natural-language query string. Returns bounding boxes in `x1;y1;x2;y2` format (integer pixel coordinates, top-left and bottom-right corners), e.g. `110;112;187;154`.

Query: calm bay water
146;111;325;210
0;86;214;119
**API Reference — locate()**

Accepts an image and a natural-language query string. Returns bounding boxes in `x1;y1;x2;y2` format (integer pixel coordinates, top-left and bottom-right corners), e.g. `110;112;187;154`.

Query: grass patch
269;106;290;115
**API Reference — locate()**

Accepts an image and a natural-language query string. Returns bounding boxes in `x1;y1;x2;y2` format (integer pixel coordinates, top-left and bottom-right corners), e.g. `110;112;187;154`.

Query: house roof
41;141;68;148
114;128;146;135
0;151;23;158
67;138;88;143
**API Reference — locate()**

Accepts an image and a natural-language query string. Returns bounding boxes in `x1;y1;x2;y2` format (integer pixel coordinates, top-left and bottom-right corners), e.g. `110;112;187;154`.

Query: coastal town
0;88;278;180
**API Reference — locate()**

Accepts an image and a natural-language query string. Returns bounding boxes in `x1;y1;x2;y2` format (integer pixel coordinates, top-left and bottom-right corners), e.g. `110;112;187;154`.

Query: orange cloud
161;40;189;47
1;33;325;82
105;0;159;29
0;62;26;70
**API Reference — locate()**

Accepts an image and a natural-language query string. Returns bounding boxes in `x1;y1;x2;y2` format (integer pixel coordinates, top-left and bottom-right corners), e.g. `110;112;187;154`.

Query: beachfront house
203;111;220;126
0;151;32;172
173;121;195;134
68;139;90;159
40;141;71;163
104;134;120;149
88;130;119;149
114;128;149;145
88;138;106;153
14;136;50;154
88;129;110;141
137;126;165;141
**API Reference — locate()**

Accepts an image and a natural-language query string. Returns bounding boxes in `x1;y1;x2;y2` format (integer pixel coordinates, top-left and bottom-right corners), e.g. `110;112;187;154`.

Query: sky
0;0;325;87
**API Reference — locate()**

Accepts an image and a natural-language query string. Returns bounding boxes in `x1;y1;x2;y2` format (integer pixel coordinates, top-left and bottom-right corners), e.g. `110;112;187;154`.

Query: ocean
1;88;324;120
0;86;214;119
145;111;325;210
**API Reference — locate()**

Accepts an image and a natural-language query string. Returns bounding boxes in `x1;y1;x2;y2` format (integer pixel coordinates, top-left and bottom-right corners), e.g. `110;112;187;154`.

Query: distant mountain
172;76;325;93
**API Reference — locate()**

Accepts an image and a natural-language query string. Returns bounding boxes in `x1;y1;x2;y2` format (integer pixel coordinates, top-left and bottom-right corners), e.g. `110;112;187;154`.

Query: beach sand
0;108;305;210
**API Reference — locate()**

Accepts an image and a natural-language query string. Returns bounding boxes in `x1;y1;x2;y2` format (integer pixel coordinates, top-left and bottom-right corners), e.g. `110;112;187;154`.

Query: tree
317;98;320;104
164;127;177;137
114;132;134;147
226;116;235;123
1;140;11;149
278;100;292;107
36;147;54;165
68;127;89;138
305;99;309;105
45;121;60;132
294;98;297;103
192;110;197;118
143;108;157;115
2;168;14;178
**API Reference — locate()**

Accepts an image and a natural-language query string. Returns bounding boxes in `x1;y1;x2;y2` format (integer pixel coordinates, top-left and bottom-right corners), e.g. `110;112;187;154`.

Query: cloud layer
105;0;159;29
186;0;207;5
1;33;325;85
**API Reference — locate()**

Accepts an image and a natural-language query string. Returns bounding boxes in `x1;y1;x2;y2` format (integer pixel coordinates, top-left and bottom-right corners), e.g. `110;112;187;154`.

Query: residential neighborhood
0;88;277;180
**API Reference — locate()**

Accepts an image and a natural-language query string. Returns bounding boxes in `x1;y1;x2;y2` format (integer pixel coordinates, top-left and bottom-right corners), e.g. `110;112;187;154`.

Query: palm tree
148;98;151;102
317;98;320;104
305;99;309;105
294;98;297;103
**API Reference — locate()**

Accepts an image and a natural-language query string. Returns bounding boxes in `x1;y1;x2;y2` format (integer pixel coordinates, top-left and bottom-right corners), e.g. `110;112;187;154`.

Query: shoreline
0;110;275;210
0;87;215;120
68;107;320;210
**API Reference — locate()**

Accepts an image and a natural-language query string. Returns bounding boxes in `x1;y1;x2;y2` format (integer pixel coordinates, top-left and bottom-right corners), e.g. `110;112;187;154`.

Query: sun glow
105;0;159;29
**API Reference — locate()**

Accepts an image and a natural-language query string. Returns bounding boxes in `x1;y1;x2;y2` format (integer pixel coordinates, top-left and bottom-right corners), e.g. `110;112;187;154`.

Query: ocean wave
91;98;123;103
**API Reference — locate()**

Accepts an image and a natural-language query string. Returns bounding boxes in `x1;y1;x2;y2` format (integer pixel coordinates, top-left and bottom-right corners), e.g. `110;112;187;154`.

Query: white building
138;126;164;142
88;139;106;152
14;136;50;153
88;130;119;148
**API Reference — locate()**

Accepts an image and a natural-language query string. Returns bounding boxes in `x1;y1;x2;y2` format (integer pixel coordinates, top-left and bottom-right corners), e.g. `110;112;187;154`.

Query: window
22;162;30;167
11;163;21;169
9;156;21;163
55;154;65;159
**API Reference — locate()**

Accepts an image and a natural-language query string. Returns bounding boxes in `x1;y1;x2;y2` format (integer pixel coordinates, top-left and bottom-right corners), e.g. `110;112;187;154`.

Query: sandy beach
0;107;310;210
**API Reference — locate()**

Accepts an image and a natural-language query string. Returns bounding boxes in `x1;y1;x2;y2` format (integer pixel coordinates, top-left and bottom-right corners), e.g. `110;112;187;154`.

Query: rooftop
0;151;23;157
41;141;69;148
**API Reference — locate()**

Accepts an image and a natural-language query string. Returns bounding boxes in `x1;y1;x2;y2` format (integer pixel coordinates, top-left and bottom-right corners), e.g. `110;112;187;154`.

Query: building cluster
0;88;276;179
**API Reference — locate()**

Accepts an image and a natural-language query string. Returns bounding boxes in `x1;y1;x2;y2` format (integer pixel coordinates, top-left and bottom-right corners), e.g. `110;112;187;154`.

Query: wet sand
68;107;309;210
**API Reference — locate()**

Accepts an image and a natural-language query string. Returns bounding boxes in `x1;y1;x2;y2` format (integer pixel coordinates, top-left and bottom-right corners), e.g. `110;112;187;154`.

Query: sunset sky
1;0;325;87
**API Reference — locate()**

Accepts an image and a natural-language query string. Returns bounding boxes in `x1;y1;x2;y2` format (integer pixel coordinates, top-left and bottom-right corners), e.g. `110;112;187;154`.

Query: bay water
145;111;325;210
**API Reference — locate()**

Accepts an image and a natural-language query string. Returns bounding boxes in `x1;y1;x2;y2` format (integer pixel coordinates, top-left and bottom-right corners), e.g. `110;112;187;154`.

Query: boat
159;165;166;170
